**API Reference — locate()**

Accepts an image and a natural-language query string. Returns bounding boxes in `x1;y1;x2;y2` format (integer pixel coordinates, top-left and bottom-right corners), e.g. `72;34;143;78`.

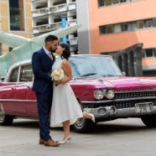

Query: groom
32;35;59;147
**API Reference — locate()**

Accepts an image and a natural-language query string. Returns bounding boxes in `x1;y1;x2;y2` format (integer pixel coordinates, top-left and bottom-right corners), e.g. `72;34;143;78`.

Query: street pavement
0;118;156;156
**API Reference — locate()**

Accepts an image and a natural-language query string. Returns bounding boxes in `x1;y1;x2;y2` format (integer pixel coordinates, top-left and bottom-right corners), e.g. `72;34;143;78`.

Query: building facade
31;0;78;54
31;0;91;54
0;0;155;76
0;0;33;55
88;0;156;76
30;0;156;76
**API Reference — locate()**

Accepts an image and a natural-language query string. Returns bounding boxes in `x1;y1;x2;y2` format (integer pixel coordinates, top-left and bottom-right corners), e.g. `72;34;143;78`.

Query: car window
76;58;117;75
69;61;80;77
70;56;122;78
20;64;33;82
9;67;19;82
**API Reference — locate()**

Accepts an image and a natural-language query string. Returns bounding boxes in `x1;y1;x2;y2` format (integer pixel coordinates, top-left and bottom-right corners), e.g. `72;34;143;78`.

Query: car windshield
69;55;122;79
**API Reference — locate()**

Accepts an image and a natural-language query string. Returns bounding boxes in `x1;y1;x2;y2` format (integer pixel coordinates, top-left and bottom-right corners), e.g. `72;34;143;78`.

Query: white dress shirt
43;47;51;55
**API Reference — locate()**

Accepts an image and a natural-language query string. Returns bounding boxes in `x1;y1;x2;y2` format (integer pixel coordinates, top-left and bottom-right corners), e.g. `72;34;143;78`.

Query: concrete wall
76;0;90;54
114;43;143;76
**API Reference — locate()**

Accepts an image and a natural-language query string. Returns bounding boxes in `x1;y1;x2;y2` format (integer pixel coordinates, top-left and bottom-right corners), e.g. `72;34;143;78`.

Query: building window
105;0;112;6
114;24;121;33
99;17;156;35
120;0;126;2
121;23;128;31
153;18;156;27
145;49;156;58
98;0;104;7
106;25;114;33
9;0;25;31
98;0;136;7
136;20;144;29
131;22;137;30
99;26;106;34
144;19;153;28
113;0;119;4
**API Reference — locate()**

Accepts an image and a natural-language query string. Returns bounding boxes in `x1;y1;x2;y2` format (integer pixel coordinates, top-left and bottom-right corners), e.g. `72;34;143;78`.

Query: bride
50;43;95;144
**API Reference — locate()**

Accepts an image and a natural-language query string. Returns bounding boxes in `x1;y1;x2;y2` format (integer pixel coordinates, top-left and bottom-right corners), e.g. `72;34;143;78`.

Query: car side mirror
122;71;126;76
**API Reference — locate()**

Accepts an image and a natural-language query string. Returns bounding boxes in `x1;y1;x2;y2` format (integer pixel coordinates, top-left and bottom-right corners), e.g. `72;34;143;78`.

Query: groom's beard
49;48;56;53
51;50;55;53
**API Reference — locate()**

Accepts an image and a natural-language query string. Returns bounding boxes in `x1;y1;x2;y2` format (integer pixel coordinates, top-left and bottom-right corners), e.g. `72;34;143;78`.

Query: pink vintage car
0;55;156;133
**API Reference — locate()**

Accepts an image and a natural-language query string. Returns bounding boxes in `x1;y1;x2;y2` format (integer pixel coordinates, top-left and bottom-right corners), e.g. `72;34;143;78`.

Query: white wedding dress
50;56;83;127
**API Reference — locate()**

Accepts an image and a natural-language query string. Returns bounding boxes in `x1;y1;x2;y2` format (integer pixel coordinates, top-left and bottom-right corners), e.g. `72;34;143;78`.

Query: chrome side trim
0;99;36;102
82;96;156;104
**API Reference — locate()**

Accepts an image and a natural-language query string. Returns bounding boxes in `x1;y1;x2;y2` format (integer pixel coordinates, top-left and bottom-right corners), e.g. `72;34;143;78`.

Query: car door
19;64;38;118
8;66;27;115
1;66;27;115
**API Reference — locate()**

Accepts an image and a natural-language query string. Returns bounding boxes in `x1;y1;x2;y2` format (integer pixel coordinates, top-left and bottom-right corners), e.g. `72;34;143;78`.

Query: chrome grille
115;91;156;99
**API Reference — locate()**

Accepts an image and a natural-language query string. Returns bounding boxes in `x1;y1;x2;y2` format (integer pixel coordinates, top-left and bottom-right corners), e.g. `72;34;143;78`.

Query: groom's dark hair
45;35;58;43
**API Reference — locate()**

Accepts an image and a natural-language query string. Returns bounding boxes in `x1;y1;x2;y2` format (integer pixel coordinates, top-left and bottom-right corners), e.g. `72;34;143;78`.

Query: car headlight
106;89;115;99
94;90;104;100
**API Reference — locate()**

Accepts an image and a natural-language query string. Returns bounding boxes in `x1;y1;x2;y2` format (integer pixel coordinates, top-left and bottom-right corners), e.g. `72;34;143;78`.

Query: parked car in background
1;55;156;133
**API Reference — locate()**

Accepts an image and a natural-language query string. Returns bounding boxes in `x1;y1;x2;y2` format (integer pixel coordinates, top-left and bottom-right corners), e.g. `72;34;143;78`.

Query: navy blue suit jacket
32;47;55;93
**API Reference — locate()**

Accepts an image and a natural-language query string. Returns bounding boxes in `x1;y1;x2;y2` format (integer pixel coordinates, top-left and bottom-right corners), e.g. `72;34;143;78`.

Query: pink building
78;0;156;76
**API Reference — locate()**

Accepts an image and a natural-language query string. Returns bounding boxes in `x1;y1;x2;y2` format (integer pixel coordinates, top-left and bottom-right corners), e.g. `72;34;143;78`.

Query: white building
31;0;80;54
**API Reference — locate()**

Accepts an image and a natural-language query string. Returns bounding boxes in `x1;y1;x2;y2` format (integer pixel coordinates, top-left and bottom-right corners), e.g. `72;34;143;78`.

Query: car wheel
141;115;156;127
0;103;14;126
72;103;96;133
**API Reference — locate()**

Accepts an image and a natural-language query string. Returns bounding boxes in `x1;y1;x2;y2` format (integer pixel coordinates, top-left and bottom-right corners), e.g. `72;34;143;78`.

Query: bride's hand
55;80;62;85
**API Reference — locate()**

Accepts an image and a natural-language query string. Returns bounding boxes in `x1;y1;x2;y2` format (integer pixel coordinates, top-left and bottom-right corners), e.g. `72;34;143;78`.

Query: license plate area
135;102;153;113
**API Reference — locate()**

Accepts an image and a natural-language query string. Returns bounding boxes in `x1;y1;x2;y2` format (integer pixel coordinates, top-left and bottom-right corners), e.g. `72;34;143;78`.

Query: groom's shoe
39;138;58;145
44;139;59;147
39;138;45;145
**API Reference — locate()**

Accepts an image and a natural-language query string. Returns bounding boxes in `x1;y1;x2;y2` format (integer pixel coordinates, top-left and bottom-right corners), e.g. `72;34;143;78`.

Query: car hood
70;77;156;91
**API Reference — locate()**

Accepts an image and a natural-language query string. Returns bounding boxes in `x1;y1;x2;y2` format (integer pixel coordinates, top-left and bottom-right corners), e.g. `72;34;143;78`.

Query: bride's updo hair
60;43;71;60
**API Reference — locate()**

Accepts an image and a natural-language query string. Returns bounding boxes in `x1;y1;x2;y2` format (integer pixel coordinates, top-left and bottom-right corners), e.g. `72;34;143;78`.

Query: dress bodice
52;55;64;71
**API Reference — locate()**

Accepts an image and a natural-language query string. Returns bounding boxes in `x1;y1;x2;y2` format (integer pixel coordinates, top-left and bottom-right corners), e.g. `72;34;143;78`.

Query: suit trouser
35;92;52;141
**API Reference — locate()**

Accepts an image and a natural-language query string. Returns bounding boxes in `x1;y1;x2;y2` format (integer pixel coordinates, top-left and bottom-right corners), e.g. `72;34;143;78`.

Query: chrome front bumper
83;103;156;119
